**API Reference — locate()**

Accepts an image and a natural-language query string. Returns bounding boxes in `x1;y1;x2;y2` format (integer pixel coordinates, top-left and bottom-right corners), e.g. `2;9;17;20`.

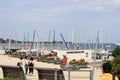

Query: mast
8;37;11;51
36;33;39;57
32;30;35;49
53;30;55;49
60;33;69;50
27;32;29;48
22;32;26;49
97;30;100;49
92;30;99;80
72;30;74;49
47;30;51;50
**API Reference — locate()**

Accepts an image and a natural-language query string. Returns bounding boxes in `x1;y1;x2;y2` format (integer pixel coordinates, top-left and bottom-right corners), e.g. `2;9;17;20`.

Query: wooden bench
0;65;26;80
35;67;65;80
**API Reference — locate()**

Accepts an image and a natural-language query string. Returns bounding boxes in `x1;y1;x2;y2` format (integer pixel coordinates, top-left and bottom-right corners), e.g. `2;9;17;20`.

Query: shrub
0;77;19;80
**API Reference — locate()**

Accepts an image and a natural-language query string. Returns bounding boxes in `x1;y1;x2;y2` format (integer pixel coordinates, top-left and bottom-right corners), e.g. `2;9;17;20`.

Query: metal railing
35;67;65;80
65;68;93;80
0;65;94;80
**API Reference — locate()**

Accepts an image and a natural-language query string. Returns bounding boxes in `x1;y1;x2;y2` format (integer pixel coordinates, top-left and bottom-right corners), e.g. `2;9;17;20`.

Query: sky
0;0;120;43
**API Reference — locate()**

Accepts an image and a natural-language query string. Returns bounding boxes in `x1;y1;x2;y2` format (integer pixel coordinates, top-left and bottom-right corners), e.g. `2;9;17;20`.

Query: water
0;42;117;50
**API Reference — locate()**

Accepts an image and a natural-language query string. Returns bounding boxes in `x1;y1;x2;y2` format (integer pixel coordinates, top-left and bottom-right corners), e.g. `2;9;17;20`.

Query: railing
35;67;65;80
64;68;93;80
0;65;93;80
35;67;93;80
0;65;26;80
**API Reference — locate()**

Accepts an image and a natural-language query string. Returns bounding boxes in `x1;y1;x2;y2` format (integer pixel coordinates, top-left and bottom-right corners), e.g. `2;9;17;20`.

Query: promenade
0;55;102;80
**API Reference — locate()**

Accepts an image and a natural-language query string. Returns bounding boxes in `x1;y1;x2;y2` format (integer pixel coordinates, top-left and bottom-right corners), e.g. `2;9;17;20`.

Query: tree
112;45;120;79
112;46;120;57
0;38;5;43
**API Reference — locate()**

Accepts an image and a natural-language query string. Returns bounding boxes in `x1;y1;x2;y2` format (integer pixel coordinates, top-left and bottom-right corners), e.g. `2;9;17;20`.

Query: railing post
90;70;94;80
68;68;70;80
54;68;57;80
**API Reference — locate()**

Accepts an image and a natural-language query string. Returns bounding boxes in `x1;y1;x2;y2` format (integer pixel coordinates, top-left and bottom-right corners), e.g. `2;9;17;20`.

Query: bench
35;67;65;80
0;65;26;80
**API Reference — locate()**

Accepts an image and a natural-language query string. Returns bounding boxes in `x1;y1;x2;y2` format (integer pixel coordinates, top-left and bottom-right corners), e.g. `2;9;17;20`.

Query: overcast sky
0;0;120;43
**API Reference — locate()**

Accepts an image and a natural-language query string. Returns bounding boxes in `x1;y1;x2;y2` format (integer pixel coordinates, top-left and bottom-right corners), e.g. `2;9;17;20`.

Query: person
17;57;23;67
28;57;34;75
97;62;118;80
24;56;29;75
61;55;68;66
8;50;12;59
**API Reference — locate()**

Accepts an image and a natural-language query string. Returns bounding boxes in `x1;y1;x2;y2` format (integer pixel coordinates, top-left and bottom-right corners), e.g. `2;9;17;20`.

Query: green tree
0;38;5;43
112;46;120;57
112;45;120;79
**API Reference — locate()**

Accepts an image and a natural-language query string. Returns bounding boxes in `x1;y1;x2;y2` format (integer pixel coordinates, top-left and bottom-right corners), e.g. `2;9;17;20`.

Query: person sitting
97;62;118;80
61;55;68;66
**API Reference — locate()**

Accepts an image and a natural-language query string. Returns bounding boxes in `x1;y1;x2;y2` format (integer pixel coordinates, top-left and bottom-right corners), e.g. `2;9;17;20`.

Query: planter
54;61;61;64
37;58;42;62
42;59;47;62
69;62;79;66
79;64;87;68
47;60;55;63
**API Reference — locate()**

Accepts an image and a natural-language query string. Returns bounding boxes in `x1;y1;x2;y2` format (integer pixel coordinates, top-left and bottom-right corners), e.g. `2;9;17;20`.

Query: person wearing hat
97;62;118;80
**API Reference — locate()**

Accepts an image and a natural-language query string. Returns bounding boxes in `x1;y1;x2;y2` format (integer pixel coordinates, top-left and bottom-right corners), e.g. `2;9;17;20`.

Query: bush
111;46;120;79
111;55;120;79
0;77;19;80
112;46;120;57
69;58;88;65
79;58;88;64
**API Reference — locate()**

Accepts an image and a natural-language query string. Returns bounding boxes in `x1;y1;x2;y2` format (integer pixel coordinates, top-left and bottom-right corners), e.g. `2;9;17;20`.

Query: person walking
28;57;34;75
24;56;29;75
17;57;23;67
97;62;118;80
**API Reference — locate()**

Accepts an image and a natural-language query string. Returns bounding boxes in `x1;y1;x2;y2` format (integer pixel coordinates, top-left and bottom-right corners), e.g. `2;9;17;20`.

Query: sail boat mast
53;30;55;49
32;30;35;49
92;30;99;80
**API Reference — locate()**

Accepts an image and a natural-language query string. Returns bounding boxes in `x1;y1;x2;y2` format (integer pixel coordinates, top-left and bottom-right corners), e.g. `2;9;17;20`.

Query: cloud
0;0;119;25
0;1;107;25
95;6;105;11
113;0;120;5
72;0;79;2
